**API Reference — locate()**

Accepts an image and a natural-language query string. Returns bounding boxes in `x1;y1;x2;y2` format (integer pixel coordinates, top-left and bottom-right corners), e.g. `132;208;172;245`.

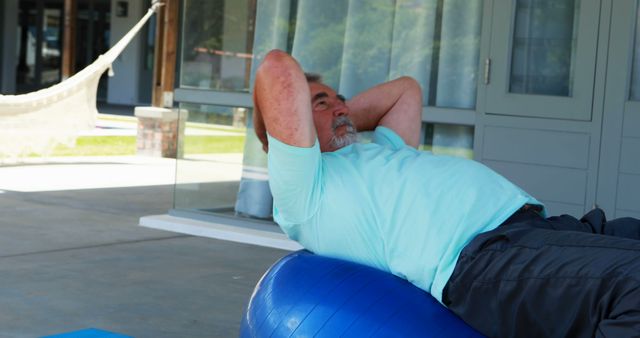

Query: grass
184;135;245;154
52;136;136;156
419;145;474;159
96;114;245;134
47;129;468;159
49;135;246;157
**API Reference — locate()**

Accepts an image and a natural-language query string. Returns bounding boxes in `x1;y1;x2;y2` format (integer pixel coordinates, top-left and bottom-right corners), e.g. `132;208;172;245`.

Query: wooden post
61;0;76;80
152;0;178;108
138;1;183;159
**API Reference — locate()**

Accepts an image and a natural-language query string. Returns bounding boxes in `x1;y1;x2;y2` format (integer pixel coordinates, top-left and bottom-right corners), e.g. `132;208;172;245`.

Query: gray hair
304;72;322;83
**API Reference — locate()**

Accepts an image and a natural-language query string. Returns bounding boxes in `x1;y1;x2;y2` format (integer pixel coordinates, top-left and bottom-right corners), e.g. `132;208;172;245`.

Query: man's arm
347;77;423;148
252;89;269;152
253;50;316;150
253;51;323;225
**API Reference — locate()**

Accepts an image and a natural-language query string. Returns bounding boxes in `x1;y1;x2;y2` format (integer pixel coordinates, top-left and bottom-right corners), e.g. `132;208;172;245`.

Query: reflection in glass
420;123;474;159
41;7;62;86
510;0;579;96
15;1;63;93
180;0;256;92
630;2;640;101
174;103;248;213
75;0;111;100
283;0;483;109
16;5;38;90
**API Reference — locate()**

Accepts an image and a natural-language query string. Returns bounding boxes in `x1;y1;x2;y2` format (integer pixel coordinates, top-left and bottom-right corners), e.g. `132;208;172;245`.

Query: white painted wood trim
139;214;303;251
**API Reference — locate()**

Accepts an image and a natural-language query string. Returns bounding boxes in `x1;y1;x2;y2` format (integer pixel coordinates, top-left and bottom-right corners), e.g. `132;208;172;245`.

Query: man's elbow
258;50;299;78
396;76;423;112
263;49;289;64
398;76;422;98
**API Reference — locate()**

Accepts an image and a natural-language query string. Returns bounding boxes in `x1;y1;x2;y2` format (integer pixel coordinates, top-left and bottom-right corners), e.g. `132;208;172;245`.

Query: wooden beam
62;0;77;80
151;3;165;107
152;0;179;108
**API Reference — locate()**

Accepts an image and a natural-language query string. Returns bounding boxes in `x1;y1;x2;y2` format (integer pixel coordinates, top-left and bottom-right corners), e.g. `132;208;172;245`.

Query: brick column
134;106;188;158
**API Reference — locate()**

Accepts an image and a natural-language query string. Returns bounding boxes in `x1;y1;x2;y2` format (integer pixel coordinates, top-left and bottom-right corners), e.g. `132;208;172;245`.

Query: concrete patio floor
0;156;287;337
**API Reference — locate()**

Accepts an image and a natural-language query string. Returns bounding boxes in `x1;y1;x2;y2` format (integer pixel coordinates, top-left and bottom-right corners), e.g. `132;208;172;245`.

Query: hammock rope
0;2;162;160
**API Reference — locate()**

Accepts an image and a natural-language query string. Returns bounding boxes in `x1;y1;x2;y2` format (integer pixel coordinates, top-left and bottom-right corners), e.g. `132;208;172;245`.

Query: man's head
305;73;357;152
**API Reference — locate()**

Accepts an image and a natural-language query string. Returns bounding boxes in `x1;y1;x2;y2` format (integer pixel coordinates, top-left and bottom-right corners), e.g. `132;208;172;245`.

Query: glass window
180;0;256;92
41;6;62;86
174;103;248;213
76;0;111;100
16;0;63;93
178;1;483;220
510;0;580;96
270;0;484;109
630;2;640;101
420;123;474;159
16;4;38;90
234;0;483;219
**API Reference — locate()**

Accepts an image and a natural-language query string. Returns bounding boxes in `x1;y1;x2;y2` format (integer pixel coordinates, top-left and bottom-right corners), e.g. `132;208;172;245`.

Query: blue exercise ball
240;250;483;337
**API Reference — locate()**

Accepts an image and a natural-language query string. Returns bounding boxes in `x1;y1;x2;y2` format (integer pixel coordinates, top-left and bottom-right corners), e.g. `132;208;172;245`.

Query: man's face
308;82;357;152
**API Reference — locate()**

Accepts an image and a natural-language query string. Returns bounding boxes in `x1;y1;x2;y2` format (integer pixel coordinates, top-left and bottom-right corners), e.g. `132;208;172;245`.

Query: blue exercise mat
42;328;132;338
240;250;484;337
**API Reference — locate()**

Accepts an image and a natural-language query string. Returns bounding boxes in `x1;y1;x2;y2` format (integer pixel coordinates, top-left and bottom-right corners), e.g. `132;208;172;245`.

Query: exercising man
253;49;640;337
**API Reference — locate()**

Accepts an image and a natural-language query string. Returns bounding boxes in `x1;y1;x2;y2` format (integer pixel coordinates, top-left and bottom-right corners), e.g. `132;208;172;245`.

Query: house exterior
158;0;640;247
2;0;639;247
0;0;154;105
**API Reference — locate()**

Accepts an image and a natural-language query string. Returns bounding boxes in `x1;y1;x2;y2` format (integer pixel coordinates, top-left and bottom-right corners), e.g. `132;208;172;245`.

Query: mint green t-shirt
267;126;542;303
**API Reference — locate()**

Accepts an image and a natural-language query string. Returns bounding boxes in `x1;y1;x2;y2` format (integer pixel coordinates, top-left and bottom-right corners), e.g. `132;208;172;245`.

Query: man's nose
332;100;348;117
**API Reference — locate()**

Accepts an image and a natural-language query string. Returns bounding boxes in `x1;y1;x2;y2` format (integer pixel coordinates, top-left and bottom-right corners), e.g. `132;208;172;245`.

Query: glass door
16;0;39;92
16;0;64;93
597;0;640;218
40;2;63;87
485;0;600;120
76;0;111;100
174;0;256;216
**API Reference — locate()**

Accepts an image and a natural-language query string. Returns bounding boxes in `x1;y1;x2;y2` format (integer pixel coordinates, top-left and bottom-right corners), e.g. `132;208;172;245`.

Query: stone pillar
134;106;188;158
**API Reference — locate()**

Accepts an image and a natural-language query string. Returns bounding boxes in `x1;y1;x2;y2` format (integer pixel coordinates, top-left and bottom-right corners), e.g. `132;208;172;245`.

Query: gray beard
329;115;358;149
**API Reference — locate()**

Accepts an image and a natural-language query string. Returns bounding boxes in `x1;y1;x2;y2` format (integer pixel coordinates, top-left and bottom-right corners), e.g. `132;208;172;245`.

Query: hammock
0;2;162;160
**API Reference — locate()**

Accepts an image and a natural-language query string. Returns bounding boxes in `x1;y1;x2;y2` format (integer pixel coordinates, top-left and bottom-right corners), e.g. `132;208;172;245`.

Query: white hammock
0;3;161;160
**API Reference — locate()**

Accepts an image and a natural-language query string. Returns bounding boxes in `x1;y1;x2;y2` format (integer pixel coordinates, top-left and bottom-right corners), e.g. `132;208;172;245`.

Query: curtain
436;0;482;108
390;0;438;103
235;0;483;218
292;0;348;89
234;0;292;218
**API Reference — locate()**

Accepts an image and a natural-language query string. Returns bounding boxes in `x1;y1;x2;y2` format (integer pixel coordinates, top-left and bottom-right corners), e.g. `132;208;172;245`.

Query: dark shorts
443;208;640;338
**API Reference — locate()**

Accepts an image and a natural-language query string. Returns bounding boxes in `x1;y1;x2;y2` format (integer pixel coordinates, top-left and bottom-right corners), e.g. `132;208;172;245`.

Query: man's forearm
253;50;316;149
347;76;422;147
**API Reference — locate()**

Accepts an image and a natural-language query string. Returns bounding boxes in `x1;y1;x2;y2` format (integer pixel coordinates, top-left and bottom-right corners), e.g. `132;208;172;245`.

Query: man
253;50;640;337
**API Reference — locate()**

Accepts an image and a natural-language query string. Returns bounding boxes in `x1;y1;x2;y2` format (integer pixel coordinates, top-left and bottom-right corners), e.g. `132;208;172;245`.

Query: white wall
107;0;145;105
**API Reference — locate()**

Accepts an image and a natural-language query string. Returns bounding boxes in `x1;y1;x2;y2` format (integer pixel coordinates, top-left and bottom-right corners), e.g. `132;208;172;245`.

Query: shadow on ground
0;185;287;337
